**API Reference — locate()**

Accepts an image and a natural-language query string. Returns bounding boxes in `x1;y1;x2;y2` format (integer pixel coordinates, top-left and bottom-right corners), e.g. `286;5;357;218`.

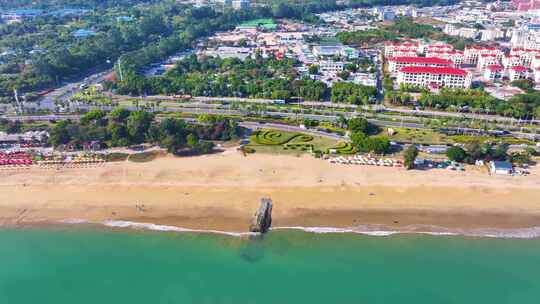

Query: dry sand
1;149;539;232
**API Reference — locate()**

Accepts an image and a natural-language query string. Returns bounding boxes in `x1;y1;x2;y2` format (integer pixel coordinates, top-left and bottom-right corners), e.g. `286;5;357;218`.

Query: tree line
115;54;378;104
49;109;243;154
337;17;475;50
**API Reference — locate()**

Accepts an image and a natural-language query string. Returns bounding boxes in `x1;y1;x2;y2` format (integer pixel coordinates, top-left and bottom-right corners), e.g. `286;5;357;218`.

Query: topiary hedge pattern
328;142;356;155
253;130;313;146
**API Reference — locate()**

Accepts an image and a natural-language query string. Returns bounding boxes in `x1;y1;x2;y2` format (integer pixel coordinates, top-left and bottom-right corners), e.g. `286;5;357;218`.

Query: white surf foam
272;225;540;239
56;219;540;239
102;220;254;237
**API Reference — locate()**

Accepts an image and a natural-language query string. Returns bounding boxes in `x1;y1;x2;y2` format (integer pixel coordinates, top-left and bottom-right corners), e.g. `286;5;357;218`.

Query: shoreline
6;218;540;239
1;151;540;237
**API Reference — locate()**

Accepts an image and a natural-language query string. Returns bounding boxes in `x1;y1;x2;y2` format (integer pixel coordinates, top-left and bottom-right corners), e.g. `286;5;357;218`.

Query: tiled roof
400;66;468;76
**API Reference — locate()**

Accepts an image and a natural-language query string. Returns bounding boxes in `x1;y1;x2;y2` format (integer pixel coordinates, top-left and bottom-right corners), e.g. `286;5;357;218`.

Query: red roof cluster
486;65;504;71
389;56;452;65
510;66;529;72
427;50;463;55
400;66;468;76
465;45;500;51
0;152;32;166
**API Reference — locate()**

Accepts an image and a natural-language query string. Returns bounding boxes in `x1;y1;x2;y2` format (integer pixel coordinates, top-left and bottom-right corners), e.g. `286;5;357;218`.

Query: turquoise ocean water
1;227;539;304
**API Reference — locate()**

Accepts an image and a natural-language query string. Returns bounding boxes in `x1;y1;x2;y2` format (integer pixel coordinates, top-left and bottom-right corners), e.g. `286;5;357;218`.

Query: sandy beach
1;149;540;233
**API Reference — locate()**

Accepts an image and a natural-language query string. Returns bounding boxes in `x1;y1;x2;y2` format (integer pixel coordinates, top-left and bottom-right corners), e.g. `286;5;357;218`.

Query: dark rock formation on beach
249;198;273;233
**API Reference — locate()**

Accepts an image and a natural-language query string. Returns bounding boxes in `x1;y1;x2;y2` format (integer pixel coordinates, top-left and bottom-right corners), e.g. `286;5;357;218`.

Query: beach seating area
36;155;106;169
0;152;33;169
326;154;403;167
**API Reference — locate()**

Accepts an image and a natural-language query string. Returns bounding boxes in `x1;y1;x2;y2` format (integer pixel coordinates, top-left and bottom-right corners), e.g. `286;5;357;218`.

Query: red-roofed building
508;65;529;81
397;66;472;89
484;65;504;81
388;56;453;73
384;41;421;58
502;55;522;69
477;53;501;70
464;46;503;65
424;50;465;67
510;48;540;66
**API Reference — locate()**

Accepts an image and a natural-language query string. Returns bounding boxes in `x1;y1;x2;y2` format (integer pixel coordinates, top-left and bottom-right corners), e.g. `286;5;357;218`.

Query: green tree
126;111;154;144
492;143;509;161
446;146;467;162
403;145;419;170
48;120;71;146
308;64;319;75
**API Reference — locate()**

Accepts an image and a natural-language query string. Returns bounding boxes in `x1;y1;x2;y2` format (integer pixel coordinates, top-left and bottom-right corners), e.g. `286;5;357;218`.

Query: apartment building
397;66;472;89
384;42;420;58
464;46;503;65
502;54;523;69
508;66;529;81
425;50;465;67
388;56;453;73
483;65;504;82
478;54;501;70
509;48;540;66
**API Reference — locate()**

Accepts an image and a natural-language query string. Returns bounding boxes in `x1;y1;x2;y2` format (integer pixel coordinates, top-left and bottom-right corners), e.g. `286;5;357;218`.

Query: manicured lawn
245;129;338;155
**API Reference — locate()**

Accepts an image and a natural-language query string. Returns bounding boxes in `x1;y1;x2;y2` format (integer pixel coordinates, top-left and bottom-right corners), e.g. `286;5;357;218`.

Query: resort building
508;66;530;81
510;48;540;67
424;50;465;67
384;41;420;58
397;66;472;89
423;43;454;54
464;46;503;65
484;65;504;82
388;56;453;74
502;55;523;69
478;54;501;70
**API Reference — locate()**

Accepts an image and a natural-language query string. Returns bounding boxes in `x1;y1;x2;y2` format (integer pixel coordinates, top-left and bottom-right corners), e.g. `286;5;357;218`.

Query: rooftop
487;64;504;71
510;66;529;72
390;56;453;65
491;161;513;170
400;66;468;76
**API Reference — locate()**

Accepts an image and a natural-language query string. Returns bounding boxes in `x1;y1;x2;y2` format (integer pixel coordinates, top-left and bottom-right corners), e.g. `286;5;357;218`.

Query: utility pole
13;88;21;115
117;57;124;82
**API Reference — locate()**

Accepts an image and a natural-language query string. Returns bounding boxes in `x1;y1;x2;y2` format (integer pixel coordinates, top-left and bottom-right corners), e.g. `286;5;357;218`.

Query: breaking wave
57;219;540;239
272;225;540;239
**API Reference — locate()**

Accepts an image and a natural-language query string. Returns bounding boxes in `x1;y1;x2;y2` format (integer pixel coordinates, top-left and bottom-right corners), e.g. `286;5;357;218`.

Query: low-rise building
508;65;530;81
384;41;420;58
478;54;501;70
483;65;504;82
490;161;513;175
388;56;453;73
502;54;524;69
464;46;503;65
397;66;472;89
319;60;344;73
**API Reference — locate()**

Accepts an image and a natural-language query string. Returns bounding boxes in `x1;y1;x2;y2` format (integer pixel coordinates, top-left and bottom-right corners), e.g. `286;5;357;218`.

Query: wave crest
272;225;540;239
57;219;540;239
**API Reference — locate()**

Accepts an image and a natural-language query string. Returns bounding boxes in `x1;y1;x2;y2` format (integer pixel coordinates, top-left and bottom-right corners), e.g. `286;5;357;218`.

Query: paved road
240;121;345;141
33;70;112;110
189;96;540;125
